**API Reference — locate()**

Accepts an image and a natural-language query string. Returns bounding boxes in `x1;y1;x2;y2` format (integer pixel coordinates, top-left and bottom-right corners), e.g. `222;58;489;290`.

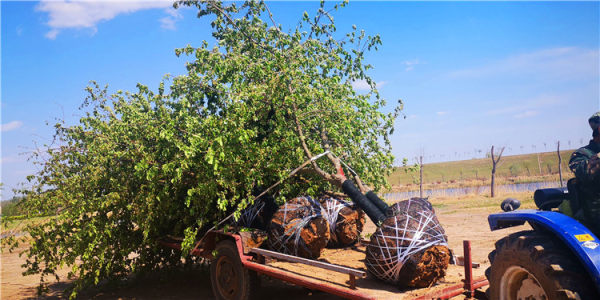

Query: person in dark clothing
568;112;600;234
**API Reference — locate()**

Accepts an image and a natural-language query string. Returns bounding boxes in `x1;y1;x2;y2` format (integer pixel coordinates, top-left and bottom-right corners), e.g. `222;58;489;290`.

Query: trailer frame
160;230;488;300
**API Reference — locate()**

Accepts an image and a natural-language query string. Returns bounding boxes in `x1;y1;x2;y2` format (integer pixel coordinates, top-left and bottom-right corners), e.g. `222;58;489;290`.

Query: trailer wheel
210;240;259;300
487;230;597;300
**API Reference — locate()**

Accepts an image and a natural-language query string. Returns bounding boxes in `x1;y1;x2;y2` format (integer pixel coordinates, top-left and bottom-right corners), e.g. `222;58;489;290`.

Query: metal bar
410;276;489;300
158;239;204;257
250;247;366;278
472;279;489;290
204;151;331;236
243;261;374;299
241;255;373;299
349;274;356;289
463;240;474;298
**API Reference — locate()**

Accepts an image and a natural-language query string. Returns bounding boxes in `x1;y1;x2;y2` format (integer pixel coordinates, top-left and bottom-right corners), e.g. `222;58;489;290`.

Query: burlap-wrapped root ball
267;196;330;259
320;196;366;248
366;198;450;288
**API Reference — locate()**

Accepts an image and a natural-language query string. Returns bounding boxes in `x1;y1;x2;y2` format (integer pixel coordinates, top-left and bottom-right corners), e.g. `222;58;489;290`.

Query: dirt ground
1;195;530;299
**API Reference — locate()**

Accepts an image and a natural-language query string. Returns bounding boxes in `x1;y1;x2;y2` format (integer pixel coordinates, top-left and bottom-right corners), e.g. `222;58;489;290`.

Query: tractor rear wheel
210;240;260;300
487;230;597;300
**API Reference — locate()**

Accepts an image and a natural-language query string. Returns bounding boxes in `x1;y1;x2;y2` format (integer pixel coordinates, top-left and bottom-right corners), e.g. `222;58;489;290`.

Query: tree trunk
557;141;563;187
537;153;542;175
491;168;496;197
490;145;504;198
491;146;496;197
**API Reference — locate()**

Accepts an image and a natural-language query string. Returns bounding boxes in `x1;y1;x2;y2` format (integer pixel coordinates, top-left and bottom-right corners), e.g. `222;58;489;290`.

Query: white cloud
514;110;539;119
16;26;23;36
160;7;182;30
36;0;176;39
436;111;448;116
403;59;421;71
485;94;567;116
449;47;599;80
351;80;388;91
1;121;23;132
160;16;176;30
45;29;60;40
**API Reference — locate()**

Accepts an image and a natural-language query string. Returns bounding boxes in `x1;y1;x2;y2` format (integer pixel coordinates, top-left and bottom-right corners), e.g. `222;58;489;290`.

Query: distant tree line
1;197;26;217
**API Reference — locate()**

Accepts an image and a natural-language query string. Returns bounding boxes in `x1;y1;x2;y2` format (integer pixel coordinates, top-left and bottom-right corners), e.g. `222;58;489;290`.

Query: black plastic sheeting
342;180;386;224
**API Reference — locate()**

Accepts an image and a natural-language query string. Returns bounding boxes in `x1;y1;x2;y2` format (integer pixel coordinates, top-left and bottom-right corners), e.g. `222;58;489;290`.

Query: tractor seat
534;188;569;211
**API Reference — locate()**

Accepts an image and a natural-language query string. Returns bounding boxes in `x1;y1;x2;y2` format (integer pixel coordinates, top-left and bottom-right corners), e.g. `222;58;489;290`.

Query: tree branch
205;1;273;53
492;146;505;165
289;89;344;187
263;2;279;29
319;128;356;190
291;100;326;176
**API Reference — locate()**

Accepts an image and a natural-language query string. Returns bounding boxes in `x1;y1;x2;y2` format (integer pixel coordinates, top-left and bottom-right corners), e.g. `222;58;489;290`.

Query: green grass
1;216;50;233
427;190;537;215
389;150;575;187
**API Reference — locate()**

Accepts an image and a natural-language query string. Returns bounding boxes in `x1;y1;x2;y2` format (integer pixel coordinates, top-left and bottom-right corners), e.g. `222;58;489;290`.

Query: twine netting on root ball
366;198;450;288
235;194;279;230
385;197;446;237
236;201;265;228
320;196;365;248
267;196;330;259
386;197;433;217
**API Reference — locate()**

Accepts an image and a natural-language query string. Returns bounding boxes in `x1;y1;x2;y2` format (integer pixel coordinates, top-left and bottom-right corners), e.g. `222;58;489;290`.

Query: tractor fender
489;209;600;292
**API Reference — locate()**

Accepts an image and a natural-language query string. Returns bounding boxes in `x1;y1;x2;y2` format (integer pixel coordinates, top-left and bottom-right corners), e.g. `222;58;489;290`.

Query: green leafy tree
1;196;26;217
4;1;399;297
509;164;522;177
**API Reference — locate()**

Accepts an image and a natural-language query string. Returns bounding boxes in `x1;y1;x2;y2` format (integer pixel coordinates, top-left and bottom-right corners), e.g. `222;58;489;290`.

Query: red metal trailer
160;230;488;300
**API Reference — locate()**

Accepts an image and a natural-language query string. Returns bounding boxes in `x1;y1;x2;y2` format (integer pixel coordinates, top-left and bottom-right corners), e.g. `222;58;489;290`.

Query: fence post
419;156;423;198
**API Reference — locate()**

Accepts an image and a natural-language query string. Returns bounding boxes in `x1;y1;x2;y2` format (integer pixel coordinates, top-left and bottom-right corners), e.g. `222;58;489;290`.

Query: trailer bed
259;245;483;299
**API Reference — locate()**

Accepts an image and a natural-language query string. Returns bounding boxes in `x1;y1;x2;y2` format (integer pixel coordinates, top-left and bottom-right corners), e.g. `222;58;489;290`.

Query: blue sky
1;1;599;200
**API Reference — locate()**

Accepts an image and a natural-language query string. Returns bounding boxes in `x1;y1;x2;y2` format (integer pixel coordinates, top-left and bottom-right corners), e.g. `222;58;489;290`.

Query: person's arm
569;149;599;182
592;154;600;182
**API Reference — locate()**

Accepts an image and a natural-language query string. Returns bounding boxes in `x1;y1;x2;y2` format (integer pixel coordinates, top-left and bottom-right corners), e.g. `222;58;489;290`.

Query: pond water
0;231;26;239
383;181;563;202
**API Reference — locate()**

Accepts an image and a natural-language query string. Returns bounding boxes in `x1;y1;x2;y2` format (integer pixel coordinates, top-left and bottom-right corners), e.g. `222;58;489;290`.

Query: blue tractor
487;180;600;299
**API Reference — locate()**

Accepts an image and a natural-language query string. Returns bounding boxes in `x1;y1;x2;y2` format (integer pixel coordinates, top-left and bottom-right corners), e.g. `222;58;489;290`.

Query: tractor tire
487;230;597;300
210;240;260;300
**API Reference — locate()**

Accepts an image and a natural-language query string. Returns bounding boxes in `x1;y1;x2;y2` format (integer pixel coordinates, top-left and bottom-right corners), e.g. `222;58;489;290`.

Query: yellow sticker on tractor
575;234;595;242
